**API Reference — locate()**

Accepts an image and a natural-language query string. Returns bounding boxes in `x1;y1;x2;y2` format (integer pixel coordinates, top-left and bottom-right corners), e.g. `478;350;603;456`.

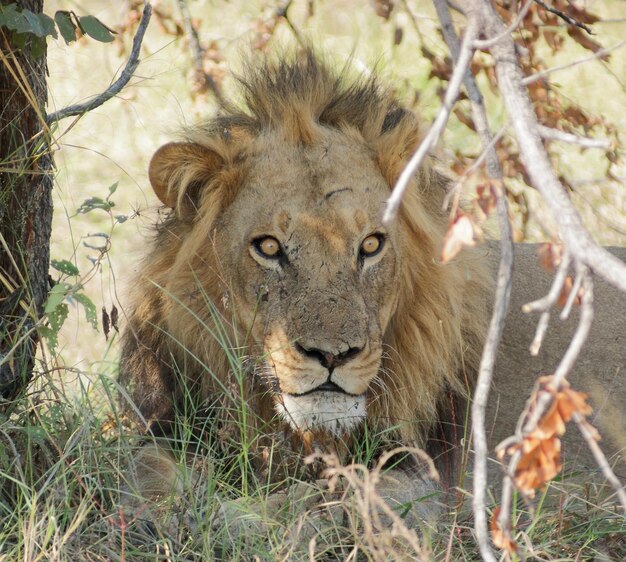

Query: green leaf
78;15;115;43
108;181;119;197
54;11;76;44
30;36;46;59
22;9;45;36
0;5;20;28
76;196;114;214
40;302;69;352
11;31;27;50
44;282;71;314
115;214;128;224
23;424;48;443
8;13;32;35
72;293;98;330
51;259;79;276
38;13;57;38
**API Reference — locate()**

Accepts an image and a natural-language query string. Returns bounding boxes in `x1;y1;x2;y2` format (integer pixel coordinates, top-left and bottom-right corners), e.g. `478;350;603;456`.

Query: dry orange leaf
440;213;476;263
490;507;518;554
556;386;593;420
505;376;594;496
556;275;583;308
538;242;563;273
509;436;562;495
476;182;497;217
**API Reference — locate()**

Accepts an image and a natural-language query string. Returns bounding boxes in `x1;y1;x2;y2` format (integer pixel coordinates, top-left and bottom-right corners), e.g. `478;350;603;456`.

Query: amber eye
360;234;384;258
253;236;283;259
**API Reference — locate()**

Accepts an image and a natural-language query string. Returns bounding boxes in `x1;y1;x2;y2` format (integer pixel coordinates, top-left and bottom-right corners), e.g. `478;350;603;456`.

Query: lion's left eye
360;234;384;258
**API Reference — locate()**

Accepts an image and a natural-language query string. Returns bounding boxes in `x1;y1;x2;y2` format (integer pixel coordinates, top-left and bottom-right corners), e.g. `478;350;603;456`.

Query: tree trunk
0;0;53;401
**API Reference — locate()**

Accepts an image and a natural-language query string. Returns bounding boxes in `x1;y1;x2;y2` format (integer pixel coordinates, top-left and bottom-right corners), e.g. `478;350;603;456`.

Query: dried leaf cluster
504;377;595;494
491;376;598;554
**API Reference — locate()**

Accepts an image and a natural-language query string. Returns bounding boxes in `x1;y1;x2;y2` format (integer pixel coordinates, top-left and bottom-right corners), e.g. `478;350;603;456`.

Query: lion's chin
276;392;366;436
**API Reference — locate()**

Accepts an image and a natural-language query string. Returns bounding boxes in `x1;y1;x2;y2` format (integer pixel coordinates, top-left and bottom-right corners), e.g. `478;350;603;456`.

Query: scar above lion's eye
253;236;283;259
360;234;384;258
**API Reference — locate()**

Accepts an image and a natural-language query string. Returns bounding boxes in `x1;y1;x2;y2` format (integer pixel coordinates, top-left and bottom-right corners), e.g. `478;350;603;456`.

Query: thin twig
533;0;593;34
497;267;596;546
433;0;504;180
472;182;513;562
442;125;506;212
522;39;626;85
522;250;571;313
473;0;534;49
551;267;593;385
432;5;512;559
175;0;224;104
46;4;152;125
537;125;611;150
560;269;583;320
382;19;478;226
573;413;626;511
529;312;549;356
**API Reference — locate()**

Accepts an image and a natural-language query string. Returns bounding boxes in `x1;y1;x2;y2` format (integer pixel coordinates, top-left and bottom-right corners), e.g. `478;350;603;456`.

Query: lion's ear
148;142;223;217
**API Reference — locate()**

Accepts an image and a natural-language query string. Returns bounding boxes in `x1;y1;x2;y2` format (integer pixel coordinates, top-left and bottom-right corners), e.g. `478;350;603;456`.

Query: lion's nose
295;342;362;371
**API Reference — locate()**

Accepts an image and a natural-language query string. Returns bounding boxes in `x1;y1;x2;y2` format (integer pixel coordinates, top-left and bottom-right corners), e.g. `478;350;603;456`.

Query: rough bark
0;0;53;400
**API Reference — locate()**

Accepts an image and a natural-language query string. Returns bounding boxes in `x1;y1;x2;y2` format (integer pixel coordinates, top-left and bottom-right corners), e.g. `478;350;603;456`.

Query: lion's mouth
289;380;360;397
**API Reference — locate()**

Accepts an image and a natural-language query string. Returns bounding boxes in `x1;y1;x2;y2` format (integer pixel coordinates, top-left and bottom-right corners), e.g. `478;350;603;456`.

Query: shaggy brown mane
207;51;406;142
120;49;490;480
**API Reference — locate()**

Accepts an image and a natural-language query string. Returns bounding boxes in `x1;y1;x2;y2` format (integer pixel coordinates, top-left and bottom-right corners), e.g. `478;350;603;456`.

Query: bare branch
46;4;153;125
382;19;478;226
433;0;503;180
560;269;584;320
537;125;612;150
552;267;594;385
533;0;593;34
522;250;571;313
176;0;224;104
497;267;596;546
523;39;626;85
528;312;549;356
443;126;506;211
432;6;513;558
573;413;626;511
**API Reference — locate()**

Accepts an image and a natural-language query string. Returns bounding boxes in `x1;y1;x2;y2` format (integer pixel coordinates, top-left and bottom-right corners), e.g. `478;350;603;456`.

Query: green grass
1;368;624;560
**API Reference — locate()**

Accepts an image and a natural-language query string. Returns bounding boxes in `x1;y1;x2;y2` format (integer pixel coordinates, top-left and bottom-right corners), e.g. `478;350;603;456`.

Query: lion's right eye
253;236;283;259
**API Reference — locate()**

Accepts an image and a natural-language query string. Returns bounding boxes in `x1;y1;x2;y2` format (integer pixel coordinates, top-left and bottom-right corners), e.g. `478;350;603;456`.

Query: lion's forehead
228;141;390;251
244;130;389;205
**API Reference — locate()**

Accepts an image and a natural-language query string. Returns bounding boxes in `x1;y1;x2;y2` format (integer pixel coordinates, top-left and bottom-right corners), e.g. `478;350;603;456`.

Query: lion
119;50;491;523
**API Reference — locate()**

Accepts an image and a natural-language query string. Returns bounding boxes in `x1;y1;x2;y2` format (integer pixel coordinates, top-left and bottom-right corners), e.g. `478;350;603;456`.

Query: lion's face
210;129;401;435
126;53;487;453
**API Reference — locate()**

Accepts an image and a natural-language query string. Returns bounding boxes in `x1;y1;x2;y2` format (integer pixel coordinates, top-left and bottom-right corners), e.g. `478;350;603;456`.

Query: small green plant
38;182;125;354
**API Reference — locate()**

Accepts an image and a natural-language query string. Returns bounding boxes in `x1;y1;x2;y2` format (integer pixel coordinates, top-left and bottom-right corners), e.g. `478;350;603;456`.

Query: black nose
295;343;362;371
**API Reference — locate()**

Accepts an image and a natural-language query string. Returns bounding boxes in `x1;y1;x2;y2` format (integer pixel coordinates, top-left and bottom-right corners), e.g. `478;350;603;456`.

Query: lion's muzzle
265;329;381;435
